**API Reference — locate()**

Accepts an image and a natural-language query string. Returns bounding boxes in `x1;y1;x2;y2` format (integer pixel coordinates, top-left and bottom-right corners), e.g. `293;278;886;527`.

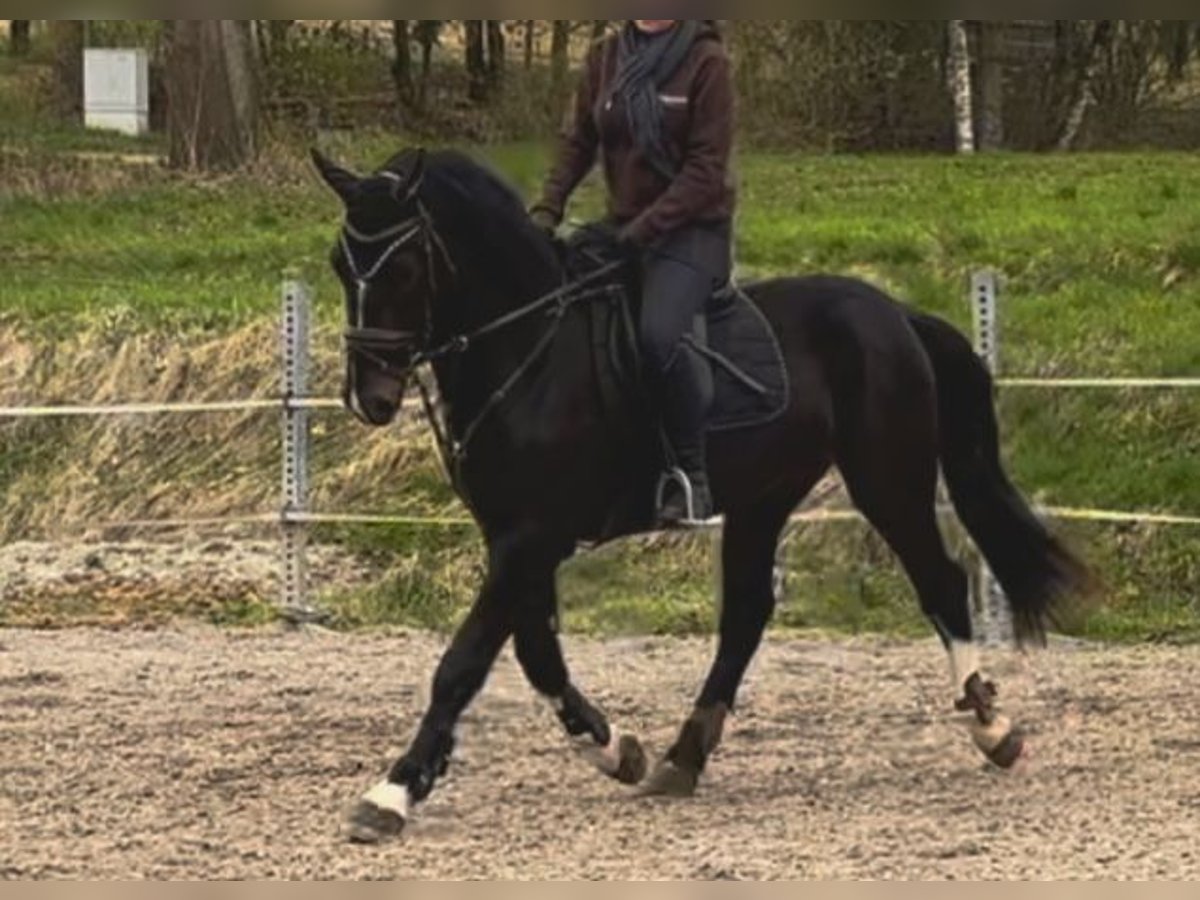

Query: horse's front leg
347;547;516;844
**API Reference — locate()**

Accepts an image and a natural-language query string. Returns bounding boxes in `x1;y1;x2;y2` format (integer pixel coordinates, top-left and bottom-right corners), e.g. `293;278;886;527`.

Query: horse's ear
391;147;427;202
407;148;427;190
311;148;359;204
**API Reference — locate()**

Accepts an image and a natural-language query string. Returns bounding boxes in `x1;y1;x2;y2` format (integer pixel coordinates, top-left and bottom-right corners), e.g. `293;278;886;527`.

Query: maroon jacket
534;23;737;247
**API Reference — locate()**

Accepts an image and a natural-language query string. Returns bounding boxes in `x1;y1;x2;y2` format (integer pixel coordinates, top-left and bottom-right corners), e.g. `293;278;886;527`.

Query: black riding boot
655;352;713;528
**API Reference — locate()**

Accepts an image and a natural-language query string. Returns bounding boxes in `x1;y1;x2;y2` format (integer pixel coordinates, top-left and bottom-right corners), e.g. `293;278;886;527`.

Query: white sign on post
84;48;150;137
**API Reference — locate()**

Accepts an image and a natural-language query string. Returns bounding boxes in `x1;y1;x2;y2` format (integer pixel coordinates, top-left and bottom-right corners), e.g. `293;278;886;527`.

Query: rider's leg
638;226;730;524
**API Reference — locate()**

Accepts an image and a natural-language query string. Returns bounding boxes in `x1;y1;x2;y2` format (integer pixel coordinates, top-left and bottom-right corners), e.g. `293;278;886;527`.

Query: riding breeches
638;221;733;376
636;221;733;474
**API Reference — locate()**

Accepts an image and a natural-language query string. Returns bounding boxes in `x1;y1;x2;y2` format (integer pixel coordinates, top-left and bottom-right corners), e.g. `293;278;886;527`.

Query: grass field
2;62;1199;642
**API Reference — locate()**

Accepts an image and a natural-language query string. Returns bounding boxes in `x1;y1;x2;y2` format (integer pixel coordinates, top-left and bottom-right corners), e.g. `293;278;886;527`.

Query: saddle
564;227;789;435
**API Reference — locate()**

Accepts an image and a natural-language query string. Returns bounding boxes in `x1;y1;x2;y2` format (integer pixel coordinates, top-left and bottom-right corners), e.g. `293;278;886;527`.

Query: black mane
385;149;564;302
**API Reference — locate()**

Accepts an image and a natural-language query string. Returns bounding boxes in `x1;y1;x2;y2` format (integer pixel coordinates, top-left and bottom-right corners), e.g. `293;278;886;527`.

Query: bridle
339;171;456;376
337;172;626;491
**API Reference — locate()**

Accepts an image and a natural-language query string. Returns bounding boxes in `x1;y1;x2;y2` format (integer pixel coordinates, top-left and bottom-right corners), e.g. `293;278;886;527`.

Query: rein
416;262;625;490
339;197;625;490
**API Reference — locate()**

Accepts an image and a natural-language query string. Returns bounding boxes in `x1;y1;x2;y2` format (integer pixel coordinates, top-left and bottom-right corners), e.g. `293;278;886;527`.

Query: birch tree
948;19;976;154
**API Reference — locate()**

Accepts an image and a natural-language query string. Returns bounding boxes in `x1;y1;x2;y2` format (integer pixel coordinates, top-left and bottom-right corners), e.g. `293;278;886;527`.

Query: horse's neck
431;260;563;437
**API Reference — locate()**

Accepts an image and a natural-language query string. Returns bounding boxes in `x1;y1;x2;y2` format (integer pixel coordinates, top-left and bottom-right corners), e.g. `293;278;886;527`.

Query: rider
531;19;737;527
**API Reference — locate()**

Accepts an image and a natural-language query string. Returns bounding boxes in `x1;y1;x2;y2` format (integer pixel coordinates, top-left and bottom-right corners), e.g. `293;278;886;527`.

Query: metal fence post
970;271;1013;646
281;275;319;625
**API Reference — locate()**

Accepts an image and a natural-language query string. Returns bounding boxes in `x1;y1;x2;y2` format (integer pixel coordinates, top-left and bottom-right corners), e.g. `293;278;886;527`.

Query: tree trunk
48;21;84;120
414;21;439;109
977;21;1006;151
391;20;413;105
258;20;294;61
10;20;31;56
593;21;608;41
465;20;487;102
523;20;535;69
1057;20;1115;151
485;19;505;88
551;20;571;95
947;20;976;154
165;20;261;172
268;20;294;47
1166;20;1195;80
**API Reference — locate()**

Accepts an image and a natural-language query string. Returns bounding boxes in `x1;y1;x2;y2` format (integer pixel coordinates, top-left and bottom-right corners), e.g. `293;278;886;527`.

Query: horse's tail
907;311;1093;644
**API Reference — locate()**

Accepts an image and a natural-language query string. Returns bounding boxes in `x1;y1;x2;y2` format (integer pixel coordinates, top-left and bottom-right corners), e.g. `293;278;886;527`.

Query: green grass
3;57;1200;641
0;57;164;157
7;141;1200;363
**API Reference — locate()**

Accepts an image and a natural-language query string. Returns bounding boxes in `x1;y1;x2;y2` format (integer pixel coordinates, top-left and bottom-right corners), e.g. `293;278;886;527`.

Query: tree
465;20;487;102
977;22;1006;151
1057;20;1115;151
413;21;440;108
551;20;572;95
9;20;31;56
523;20;535;69
1164;19;1198;79
947;20;975;154
391;20;413;105
256;19;294;61
48;21;84;120
165;20;261;171
485;20;505;89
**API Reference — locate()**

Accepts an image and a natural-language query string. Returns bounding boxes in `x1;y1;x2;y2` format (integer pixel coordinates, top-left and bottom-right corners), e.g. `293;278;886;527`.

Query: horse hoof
639;760;699;799
986;730;1027;770
347;799;407;845
612;734;649;786
970;716;1026;771
346;782;410;845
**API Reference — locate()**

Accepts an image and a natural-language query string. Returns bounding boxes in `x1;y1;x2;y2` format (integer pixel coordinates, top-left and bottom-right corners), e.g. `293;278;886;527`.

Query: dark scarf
610;21;702;180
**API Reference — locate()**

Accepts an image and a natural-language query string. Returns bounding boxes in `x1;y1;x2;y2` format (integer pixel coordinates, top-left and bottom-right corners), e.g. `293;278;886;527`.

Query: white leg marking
950;640;981;694
363;781;410;820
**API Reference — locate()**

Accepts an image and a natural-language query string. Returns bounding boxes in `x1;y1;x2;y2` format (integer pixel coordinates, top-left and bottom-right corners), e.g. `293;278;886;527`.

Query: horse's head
313;147;439;427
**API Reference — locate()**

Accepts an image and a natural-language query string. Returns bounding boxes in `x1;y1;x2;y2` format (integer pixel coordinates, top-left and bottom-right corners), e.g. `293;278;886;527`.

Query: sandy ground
0;540;377;627
1;627;1198;881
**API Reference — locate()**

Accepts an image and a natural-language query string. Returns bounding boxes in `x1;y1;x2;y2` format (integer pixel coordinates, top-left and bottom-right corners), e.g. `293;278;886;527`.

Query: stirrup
655;468;714;529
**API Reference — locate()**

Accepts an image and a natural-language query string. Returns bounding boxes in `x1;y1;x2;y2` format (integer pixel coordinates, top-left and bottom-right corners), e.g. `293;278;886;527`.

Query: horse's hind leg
512;572;648;786
642;496;798;797
837;418;1026;769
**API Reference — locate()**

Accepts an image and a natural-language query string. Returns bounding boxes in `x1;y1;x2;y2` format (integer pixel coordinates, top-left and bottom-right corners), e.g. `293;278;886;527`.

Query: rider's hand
616;221;651;252
530;207;561;238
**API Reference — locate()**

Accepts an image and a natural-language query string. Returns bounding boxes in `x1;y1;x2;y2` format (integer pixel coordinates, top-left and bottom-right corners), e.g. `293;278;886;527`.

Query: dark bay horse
313;147;1091;844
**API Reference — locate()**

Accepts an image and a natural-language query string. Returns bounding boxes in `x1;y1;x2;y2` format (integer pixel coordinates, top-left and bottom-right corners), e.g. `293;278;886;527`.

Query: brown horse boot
641;704;728;797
